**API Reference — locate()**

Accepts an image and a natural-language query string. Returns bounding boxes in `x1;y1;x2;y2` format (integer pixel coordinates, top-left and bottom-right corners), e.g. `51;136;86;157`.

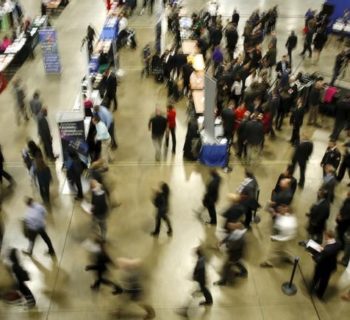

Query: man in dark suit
321;140;341;175
289;97;305;146
291;134;314;188
221;102;235;172
225;22;238;60
330;95;350;141
202;170;222;225
37;108;57;161
285;31;298;66
307;189;330;244
310;230;341;299
245;114;264;163
275;55;291;79
104;68;118;111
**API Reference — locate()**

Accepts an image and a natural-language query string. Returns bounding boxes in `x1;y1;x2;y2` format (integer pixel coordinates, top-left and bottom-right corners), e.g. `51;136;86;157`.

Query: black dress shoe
199;301;213;306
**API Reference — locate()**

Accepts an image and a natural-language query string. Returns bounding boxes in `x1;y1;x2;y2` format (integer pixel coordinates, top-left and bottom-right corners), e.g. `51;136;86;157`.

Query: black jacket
105;72;117;97
290;106;304;127
275;61;291;75
314;241;341;274
204;175;221;204
308;198;330;234
193;256;206;285
321;147;341;169
149;115;167;137
91;189;108;219
292;140;313;163
285;34;297;49
225;28;238;49
245;120;264;146
221;107;235;133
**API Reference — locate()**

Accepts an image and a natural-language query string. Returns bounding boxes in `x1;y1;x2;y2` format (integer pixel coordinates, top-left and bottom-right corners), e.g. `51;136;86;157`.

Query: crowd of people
1;0;350;318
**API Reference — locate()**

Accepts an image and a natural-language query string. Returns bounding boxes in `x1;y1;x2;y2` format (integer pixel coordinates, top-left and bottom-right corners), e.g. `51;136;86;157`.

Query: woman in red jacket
165;105;176;154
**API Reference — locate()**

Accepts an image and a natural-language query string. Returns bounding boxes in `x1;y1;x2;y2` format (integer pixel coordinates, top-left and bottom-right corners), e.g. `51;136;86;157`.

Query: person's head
291;30;295;36
285;165;293;176
9;248;19;265
317;188;328;200
92;115;101;125
93;105;100;113
41;107;48;116
25;197;34;207
167;104;174;112
210;169;219;178
160;182;170;197
90;179;101;190
33;91;40;99
245;170;254;179
282;55;288;62
195;247;204;257
155;107;161;116
279;178;291;190
324;229;335;241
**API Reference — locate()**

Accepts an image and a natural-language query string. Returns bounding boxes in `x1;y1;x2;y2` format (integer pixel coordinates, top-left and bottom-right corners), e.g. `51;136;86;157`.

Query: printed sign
39;28;61;73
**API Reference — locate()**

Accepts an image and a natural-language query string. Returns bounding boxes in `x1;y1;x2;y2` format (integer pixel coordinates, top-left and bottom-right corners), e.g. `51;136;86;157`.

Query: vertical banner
57;113;89;165
204;74;217;140
39;28;61;74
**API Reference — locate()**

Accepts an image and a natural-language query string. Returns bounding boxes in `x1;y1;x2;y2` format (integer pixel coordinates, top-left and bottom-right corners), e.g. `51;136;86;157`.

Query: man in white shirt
92;115;111;169
22;197;55;257
260;204;297;268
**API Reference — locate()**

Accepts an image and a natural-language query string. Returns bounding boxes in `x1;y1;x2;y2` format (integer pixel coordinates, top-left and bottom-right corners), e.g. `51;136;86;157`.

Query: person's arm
148;118;152;131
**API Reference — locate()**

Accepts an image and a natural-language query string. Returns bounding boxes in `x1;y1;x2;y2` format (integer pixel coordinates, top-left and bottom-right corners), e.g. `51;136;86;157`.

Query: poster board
39;28;61;73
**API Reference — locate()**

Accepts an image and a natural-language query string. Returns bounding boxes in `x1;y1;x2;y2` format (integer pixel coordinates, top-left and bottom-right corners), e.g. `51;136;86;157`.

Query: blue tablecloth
199;143;228;167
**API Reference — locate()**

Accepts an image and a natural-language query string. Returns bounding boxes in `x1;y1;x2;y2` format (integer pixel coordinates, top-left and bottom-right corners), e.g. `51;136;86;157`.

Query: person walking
321;140;341;175
22;197;55;257
192;248;213;306
66;149;84;200
165;105;176;154
150;182;172;237
285;31;297;66
93;105;118;149
330;50;347;86
310;230;341;299
291;134;313;188
300;29;314;58
92;115;111;170
104;68;118;111
337;141;350;184
148;108;167;161
260;205;297;268
29;91;42;119
37;108;57;161
312;28;328;63
330;94;350;141
0;144;15;188
91;179;109;241
8;248;36;307
33;156;52;204
85;239;123;294
12;79;28;125
200;170;222;225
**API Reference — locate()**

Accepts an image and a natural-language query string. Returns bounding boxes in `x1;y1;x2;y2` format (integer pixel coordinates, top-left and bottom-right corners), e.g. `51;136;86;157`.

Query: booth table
332;20;350;36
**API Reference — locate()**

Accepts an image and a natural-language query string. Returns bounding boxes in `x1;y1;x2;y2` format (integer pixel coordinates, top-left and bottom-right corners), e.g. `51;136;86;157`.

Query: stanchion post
281;257;299;296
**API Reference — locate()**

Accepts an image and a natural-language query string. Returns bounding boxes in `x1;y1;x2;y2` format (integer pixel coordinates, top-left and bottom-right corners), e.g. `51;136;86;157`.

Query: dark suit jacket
314;241;341;274
321;148;341;169
286;34;297;49
292;141;313;163
275;61;291;75
105;73;117;97
308;198;330;234
245;120;264;145
204;175;221;204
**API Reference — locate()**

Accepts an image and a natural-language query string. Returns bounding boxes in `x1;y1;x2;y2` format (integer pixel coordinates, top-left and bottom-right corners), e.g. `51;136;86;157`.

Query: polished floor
0;0;350;319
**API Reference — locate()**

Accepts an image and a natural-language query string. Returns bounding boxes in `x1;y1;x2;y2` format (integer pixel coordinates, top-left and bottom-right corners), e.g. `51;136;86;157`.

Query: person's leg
207;202;217;225
298;161;306;187
162;215;172;234
108;123;118;149
152;136;161;161
234;261;248;276
308;105;315;124
288;48;292;67
152;214;161;235
75;176;83;198
18;282;36;306
97;218;107;240
25;229;38;255
165;130;169;149
170;128;176;153
337;161;347;182
99;277;123;292
244;209;253;228
315;272;331;299
38;229;55;255
0;169;13;184
199;282;213;304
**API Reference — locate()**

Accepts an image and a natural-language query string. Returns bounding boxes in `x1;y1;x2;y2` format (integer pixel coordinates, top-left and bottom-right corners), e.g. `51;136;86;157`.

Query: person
273;165;297;197
289;96;305;145
33;156;52;204
12;79;29;125
313;28;328;63
260;205;297;268
29;91;42;119
307;189;330;244
231;76;242;107
337;141;350;184
201;170;221;225
150;182;172;236
300;28;314;58
307;78;324;126
93;105;118;149
0;144;15;188
221;102;235;172
212;45;224;71
104;68;118;111
291;134;313;188
22;197;55;257
148;108;167;161
244;113;264;164
66;149;84;200
37;108;57;161
310;230;341;299
192;248;213;306
0;36;12;53
322;165;337;204
321;140;341;174
336;192;350;252
268;179;294;215
225;22;238;60
215;222;248;286
85;239;123;294
91;179;109;241
237;170;260;227
330;94;350;141
92;115;111;169
165;105;176;154
8;248;36;307
275;55;291;79
81;24;96;59
330;50;347;86
285;31;297;66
